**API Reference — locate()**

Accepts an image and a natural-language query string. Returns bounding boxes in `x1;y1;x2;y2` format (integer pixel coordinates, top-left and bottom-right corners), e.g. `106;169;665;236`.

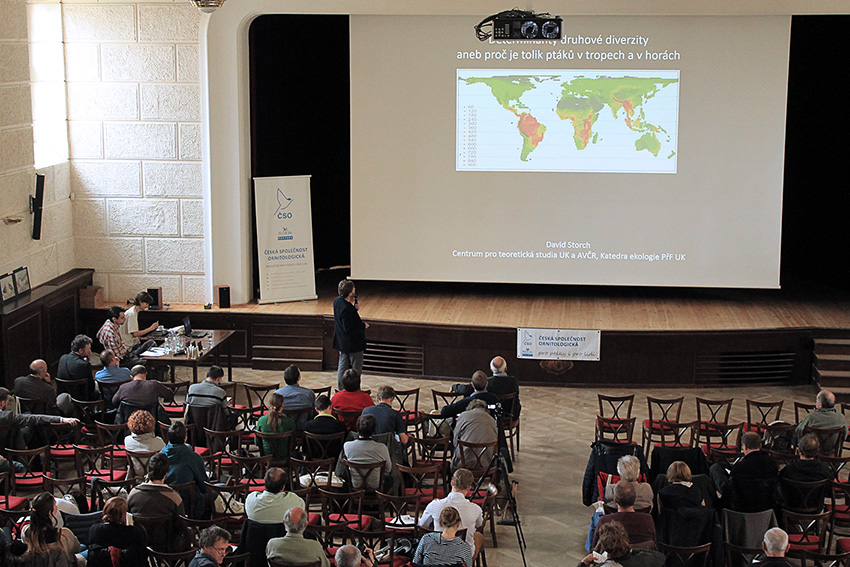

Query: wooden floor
164;276;850;331
202;366;826;567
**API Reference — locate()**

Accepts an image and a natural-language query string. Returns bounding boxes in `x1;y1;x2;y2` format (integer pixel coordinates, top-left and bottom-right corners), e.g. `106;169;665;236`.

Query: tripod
472;441;527;567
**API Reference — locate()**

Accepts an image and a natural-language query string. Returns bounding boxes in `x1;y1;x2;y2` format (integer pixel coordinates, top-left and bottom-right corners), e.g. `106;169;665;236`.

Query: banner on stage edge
253;175;317;303
517;328;601;361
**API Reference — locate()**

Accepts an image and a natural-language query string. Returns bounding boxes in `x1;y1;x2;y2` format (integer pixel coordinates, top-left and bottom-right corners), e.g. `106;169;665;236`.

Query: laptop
182;316;208;338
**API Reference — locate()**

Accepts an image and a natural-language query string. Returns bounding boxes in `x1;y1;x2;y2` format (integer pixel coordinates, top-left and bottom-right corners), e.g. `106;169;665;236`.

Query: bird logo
275;188;293;218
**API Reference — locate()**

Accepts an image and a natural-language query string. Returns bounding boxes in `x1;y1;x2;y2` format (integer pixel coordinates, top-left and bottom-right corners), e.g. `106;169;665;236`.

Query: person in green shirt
256;393;295;458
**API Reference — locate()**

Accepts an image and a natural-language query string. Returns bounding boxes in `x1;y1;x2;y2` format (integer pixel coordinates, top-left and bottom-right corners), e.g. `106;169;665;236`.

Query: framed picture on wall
0;273;15;302
12;266;30;295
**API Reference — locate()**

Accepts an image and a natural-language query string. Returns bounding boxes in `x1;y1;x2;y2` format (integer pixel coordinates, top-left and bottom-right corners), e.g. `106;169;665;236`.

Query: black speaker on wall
216;286;231;308
31;174;45;240
147;287;162;310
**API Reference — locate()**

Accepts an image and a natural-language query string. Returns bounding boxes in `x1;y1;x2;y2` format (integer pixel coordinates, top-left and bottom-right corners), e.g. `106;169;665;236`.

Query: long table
143;329;236;383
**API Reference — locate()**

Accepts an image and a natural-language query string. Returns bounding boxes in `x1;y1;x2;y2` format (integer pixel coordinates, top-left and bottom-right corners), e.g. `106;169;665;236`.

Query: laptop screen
182;316;192;334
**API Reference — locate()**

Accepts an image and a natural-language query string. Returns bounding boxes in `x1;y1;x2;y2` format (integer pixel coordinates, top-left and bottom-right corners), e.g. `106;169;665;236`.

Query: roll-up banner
253;175;317;303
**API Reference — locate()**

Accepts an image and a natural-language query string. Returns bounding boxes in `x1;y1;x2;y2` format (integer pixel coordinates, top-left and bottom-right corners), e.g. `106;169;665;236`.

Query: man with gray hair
756;527;794;567
266;507;329;567
335;544;375;567
794;389;848;447
487;355;521;418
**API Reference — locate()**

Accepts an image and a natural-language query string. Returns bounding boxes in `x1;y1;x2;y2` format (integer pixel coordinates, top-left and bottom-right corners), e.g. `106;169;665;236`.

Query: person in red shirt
331;369;374;413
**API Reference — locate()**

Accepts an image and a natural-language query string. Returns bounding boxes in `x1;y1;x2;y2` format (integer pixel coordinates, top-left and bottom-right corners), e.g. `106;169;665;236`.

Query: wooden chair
318;487;373;530
267;560;322;567
229;452;272;493
763;422;797;460
652;420;697;452
332;407;363;432
309;386;332;398
347;527;397;567
745;399;783;433
695;397;734;448
48;420;83;475
456;439;498;480
126;449;158;480
498;392;521;459
72;397;107;443
397;463;444;503
180;515;228;546
417;413;454;441
431;389;462;412
804;425;845;457
782;509;831;557
91;477;135;510
45;476;87;503
376;491;422;532
14;395;42;414
780;477;833;514
204;428;243;478
0;471;27;510
146;547;196;567
75;444;127;482
95;420;129;467
657;542;712;567
595;416;636;444
254;429;296;467
242;382;279;425
6;445;51;494
641;396;684;456
342;458;387;494
796;402;817;423
161;380;190;420
205;481;248;531
135;512;184;553
699;421;743;454
597;393;635;419
797;550;850;567
54;376;92;401
290;457;336;494
0;506;32;539
302;431;346;462
394;387;422;433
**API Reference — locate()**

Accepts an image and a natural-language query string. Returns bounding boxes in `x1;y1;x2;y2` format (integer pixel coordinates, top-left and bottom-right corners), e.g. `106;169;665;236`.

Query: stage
103;274;850;390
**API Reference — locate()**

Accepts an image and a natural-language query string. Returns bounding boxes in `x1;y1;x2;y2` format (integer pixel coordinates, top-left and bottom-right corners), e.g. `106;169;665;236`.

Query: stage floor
163;275;850;332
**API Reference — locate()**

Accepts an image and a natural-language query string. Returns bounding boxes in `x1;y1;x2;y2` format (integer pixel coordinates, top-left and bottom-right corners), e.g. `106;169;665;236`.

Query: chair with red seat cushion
319;488;373;531
744;399;783;434
377;491;423;533
161;381;190;419
782;509;831;558
0;471;27;510
642;396;684;457
90;477;135;511
205;481;248;532
242;382;279;425
230;452;272;493
394;388;422;435
332;408;363;433
303;431;346;463
798;549;850;567
203;428;243;479
596;416;636;444
699;422;743;458
397;463;444;504
75;444;127;482
408;436;451;491
597;394;636;441
6;446;51;494
694;397;734;449
348;527;405;567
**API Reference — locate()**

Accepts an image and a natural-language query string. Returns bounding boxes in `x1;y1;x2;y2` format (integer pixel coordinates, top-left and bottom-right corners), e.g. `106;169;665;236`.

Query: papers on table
141;347;169;357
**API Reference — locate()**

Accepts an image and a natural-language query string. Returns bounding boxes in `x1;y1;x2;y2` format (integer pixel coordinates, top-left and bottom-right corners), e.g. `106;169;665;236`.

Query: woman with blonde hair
413;506;474;566
657;460;704;510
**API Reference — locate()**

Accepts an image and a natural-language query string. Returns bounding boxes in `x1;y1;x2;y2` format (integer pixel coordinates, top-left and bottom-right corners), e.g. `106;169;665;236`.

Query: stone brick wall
0;0;75;288
65;1;205;304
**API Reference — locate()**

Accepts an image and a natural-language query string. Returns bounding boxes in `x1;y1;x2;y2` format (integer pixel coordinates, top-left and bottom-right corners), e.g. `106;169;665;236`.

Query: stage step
813;335;850;402
252;356;323;371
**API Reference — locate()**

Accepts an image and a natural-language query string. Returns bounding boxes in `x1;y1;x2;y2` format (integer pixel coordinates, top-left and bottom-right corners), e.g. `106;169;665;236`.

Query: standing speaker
147;287;162;310
216;285;231;308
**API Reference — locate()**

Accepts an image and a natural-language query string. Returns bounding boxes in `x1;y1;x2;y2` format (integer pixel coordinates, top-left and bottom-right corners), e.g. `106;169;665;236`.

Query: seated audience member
451;399;498;472
442;370;501;418
266;507;330;567
256;393;296;459
587;455;653;551
273;364;316;427
22;492;84;567
88;497;148;567
592;482;656;551
362;386;409;444
342;414;393;491
486;355;521;418
245;467;305;524
754;527;794;567
335;544;375;567
580;521;665;567
413;507;473;567
710;431;778;499
779;433;831;510
125;409;166;473
128;452;190;551
112;365;172;423
189;526;231;567
121;292;158;353
97;305;141;367
187;366;229;408
657;461;704;510
794;389;848;447
95;349;131;384
331;369;374;412
419;468;484;558
302;394;347;458
14;359;72;416
0;387;77;451
57;334;96;400
161;421;209;519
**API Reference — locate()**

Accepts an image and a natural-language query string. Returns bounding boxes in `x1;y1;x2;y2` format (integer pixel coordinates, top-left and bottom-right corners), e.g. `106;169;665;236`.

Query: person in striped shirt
413;506;473;566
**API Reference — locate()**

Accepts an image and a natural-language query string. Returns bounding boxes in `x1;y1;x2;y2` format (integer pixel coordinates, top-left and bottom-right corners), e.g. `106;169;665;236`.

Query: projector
493;16;562;40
